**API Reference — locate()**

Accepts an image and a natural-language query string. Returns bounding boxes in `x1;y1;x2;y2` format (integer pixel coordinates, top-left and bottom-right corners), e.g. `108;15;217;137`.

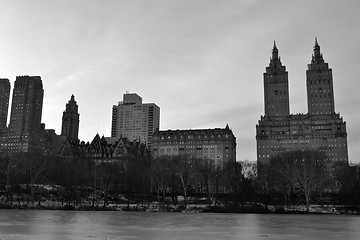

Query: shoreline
1;202;359;215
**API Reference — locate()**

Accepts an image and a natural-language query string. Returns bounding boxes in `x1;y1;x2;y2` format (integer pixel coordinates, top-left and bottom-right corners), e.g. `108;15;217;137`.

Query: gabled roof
58;134;149;159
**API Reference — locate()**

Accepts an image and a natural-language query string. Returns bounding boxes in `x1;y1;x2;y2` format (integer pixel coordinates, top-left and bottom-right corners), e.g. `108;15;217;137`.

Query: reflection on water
0;210;359;240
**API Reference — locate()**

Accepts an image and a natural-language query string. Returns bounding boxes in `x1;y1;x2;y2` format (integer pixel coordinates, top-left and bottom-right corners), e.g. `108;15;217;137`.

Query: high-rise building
61;94;80;140
152;125;236;165
111;93;160;148
7;76;44;152
306;39;335;116
0;78;10;130
256;40;348;167
263;42;290;117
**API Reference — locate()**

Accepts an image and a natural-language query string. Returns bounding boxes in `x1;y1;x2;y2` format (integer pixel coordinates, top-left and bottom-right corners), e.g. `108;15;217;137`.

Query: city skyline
1;1;359;162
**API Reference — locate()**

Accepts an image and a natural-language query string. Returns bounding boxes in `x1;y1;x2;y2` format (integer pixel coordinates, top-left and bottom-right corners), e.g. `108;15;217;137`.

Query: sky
0;0;359;162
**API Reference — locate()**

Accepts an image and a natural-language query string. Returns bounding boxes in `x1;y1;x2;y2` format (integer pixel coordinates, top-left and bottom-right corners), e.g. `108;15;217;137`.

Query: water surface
0;210;359;239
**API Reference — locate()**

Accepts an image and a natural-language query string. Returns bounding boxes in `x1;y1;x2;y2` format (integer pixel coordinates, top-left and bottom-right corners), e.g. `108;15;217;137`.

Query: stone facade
152;125;236;165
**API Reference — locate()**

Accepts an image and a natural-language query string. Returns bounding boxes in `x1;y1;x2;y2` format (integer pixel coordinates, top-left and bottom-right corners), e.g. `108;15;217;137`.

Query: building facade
61;94;80;140
0;78;10;130
111;93;160;148
6;76;44;153
256;40;348;166
59;134;149;161
152;125;236;165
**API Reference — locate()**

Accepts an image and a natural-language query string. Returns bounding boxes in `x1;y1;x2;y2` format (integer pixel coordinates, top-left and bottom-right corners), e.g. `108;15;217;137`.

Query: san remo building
256;39;348;168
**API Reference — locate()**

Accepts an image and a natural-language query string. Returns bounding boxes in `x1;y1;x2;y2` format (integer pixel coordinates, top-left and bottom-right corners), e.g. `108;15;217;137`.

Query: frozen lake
0;210;359;239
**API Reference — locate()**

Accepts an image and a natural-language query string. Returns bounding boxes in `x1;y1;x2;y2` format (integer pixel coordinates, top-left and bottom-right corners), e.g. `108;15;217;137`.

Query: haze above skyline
1;0;359;162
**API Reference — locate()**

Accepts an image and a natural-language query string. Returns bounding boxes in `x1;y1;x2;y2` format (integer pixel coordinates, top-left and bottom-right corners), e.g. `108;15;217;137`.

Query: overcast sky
1;0;359;162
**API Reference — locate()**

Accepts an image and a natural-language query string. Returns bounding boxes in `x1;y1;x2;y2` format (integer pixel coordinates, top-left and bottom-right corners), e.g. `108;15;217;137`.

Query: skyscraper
256;40;348;167
306;38;335;116
111;93;160;148
61;94;80;140
263;42;290;117
0;78;10;130
7;76;44;152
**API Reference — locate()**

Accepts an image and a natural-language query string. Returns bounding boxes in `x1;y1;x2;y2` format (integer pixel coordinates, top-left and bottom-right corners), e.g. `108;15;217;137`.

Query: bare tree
334;162;360;205
222;161;243;200
0;153;19;204
269;150;329;211
192;158;216;203
16;151;49;205
172;156;195;206
151;157;173;203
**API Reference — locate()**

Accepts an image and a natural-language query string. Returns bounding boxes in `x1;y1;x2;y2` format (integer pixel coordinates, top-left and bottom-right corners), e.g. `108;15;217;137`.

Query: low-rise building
59;134;149;161
151;125;236;165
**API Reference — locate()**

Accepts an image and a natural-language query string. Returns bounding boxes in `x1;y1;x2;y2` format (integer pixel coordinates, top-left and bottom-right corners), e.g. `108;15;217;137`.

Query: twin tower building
256;39;348;166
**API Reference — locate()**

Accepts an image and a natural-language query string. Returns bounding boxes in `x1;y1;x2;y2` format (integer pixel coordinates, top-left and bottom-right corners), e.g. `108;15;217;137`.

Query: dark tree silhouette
192;158;216;203
334;162;360;205
269;150;330;211
151;156;173;202
172;156;196;206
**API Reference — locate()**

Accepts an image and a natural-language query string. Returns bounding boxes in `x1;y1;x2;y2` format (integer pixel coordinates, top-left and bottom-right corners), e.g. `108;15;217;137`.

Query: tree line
259;150;360;211
0;150;359;211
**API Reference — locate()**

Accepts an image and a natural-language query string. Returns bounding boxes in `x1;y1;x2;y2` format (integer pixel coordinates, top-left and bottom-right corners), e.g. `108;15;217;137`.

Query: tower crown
65;94;78;112
311;37;324;64
266;41;286;75
272;41;278;60
61;94;80;139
